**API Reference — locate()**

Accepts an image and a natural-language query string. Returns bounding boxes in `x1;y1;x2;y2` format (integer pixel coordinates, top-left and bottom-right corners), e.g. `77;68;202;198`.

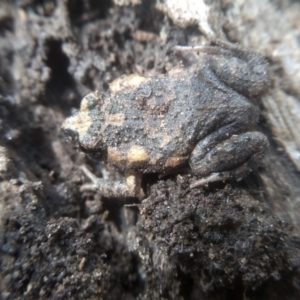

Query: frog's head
62;91;107;159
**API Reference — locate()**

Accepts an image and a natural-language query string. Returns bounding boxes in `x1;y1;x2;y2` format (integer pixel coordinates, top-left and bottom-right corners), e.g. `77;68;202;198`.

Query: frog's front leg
189;132;269;188
80;166;142;198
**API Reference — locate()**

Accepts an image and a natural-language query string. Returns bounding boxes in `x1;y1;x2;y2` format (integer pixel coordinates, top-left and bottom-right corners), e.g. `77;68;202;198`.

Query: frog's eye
80;91;103;111
79;133;105;154
62;122;79;145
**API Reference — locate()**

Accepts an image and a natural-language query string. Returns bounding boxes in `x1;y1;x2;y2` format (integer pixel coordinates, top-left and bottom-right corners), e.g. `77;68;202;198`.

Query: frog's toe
80;183;99;192
190;173;227;188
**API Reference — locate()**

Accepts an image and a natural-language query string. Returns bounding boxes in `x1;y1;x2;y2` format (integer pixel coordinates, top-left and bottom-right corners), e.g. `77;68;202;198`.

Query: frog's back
101;71;210;173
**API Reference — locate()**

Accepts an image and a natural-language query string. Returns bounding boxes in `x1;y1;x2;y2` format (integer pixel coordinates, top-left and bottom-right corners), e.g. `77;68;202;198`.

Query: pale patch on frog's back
108;145;151;170
160;132;172;147
107;147;124;165
165;156;188;168
105;113;126;126
127;145;150;166
110;74;149;94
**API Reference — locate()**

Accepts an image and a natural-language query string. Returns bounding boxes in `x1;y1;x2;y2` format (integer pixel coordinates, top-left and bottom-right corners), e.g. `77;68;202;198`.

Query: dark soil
0;0;299;299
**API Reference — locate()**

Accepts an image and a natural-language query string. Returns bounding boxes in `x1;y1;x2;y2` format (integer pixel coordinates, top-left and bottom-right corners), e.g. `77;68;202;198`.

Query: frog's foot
190;150;266;189
189;132;269;189
80;165;141;198
190;162;254;189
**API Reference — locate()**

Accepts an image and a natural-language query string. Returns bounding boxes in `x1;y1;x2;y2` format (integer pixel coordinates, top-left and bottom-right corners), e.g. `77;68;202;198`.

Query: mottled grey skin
62;46;269;197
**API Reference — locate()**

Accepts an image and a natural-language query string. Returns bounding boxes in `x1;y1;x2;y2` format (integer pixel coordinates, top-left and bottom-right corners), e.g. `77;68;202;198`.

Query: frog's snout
62;109;91;141
62;91;104;153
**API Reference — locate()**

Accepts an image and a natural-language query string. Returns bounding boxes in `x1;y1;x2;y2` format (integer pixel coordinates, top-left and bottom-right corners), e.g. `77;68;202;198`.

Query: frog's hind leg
189;132;269;188
80;165;142;198
192;102;258;165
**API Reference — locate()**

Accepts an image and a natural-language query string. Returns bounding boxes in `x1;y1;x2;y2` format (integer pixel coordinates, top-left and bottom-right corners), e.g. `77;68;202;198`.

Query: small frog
62;46;269;198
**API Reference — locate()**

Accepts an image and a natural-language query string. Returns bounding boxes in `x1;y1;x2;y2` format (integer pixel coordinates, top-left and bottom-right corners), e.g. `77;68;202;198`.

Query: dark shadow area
44;39;79;109
44;39;74;95
0;51;14;96
7;127;57;178
177;267;194;299
0;15;14;36
135;0;165;34
67;0;113;25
